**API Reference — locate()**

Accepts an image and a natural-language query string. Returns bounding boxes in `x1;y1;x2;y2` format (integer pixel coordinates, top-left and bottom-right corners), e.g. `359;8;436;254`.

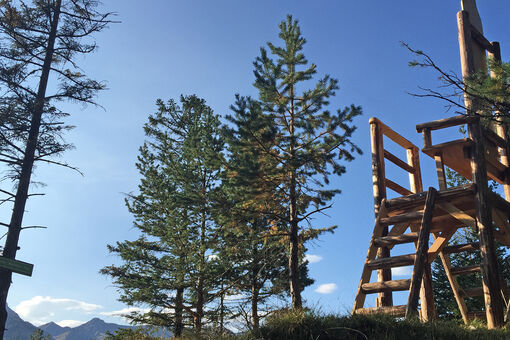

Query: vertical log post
406;187;437;319
469;118;505;328
369;118;392;307
458;10;477;113
488;42;510;201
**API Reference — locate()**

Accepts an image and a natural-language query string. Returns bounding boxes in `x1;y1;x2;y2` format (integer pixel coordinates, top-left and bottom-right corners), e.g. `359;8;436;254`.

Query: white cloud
392;266;412;276
100;307;150;317
56;320;86;328
15;296;102;326
315;283;337;294
304;254;323;264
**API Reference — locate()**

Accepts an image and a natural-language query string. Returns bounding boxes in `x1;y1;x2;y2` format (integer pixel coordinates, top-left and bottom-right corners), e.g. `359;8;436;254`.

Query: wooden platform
422;138;508;185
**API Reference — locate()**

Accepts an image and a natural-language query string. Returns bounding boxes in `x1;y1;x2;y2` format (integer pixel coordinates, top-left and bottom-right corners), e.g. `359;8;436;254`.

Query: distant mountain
5;305;39;340
38;322;71;338
4;306;165;340
53;318;133;340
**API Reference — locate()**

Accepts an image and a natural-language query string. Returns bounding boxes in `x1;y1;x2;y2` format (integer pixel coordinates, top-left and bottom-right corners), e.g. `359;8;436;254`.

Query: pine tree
0;1;113;336
219;95;292;329
252;15;362;308
102;95;224;336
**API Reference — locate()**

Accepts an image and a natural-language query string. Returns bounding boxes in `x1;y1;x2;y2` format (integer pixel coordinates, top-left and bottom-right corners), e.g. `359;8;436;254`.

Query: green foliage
30;329;50;340
252;310;510;340
101;95;224;335
251;14;362;307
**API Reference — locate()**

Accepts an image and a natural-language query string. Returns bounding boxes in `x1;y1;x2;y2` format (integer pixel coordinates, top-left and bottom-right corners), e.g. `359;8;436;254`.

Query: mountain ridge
5;305;140;340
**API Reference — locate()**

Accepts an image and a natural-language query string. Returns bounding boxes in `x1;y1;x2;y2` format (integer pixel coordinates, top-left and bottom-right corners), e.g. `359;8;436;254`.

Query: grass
107;309;510;340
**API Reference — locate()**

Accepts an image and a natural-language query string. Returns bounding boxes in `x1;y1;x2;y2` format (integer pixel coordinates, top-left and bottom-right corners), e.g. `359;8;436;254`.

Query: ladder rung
354;305;407;316
461;287;484;298
361;279;411;294
366;254;415;270
450;265;481;276
467;311;486;320
442;242;480;254
380;212;423;226
374;232;419;247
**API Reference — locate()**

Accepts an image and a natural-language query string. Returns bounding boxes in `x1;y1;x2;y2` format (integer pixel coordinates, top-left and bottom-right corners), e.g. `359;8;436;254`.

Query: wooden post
469;118;505;328
457;10;477;113
406;187;437;319
369;118;392;307
488;42;510;201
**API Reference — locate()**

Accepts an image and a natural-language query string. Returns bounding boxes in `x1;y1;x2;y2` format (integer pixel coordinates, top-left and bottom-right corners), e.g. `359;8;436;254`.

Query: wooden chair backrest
370;118;423;216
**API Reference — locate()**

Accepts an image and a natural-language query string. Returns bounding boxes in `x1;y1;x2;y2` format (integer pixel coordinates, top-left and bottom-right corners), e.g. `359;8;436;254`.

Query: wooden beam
369;119;392;307
416;115;479;133
385;178;413;196
406;187;437;319
384;149;415;173
427;227;458;263
355;305;407;317
370;117;417;150
469;118;505;328
385;184;475;212
374;232;419;247
366;254;416;271
361;279;411;294
407;147;423;194
451;264;481;276
442;242;480;254
380;211;423;227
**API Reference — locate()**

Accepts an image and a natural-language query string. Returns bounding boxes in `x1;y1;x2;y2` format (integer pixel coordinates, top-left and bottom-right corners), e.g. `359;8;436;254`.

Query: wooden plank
384;149;415;173
406;187;437;319
461;287;484;298
451;264;481;276
380;212;423;227
355;305;407;317
416;115;479;133
385;184;475;212
442;242;480;254
352;201;388;312
385;178;413;196
361;279;411;294
374;232;418;247
366;254;416;271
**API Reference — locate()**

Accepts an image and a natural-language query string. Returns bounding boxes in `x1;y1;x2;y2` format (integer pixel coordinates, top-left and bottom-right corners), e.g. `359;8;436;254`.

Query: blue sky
5;0;510;328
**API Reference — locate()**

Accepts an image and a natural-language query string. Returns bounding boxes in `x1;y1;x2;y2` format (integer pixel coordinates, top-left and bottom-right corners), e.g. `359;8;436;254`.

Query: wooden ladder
352;187;438;318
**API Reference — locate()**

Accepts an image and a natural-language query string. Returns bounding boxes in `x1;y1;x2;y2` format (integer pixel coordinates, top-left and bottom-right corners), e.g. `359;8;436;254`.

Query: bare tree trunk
0;2;61;337
174;286;184;337
251;279;260;330
288;80;302;309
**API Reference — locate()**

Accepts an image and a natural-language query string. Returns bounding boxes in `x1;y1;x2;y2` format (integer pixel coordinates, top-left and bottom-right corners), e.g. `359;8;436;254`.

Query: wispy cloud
392;266;412;276
315;283;337;294
304;254;323;264
15;296;102;326
101;307;150;317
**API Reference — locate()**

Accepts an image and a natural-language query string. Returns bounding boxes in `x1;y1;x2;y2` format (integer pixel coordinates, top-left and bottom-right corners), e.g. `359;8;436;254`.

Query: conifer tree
252;15;362;308
0;1;112;335
102;95;224;336
219;95;291;329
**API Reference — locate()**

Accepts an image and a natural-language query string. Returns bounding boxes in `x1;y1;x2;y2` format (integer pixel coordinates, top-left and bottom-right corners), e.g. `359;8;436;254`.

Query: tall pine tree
252;15;362;308
102;95;224;336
